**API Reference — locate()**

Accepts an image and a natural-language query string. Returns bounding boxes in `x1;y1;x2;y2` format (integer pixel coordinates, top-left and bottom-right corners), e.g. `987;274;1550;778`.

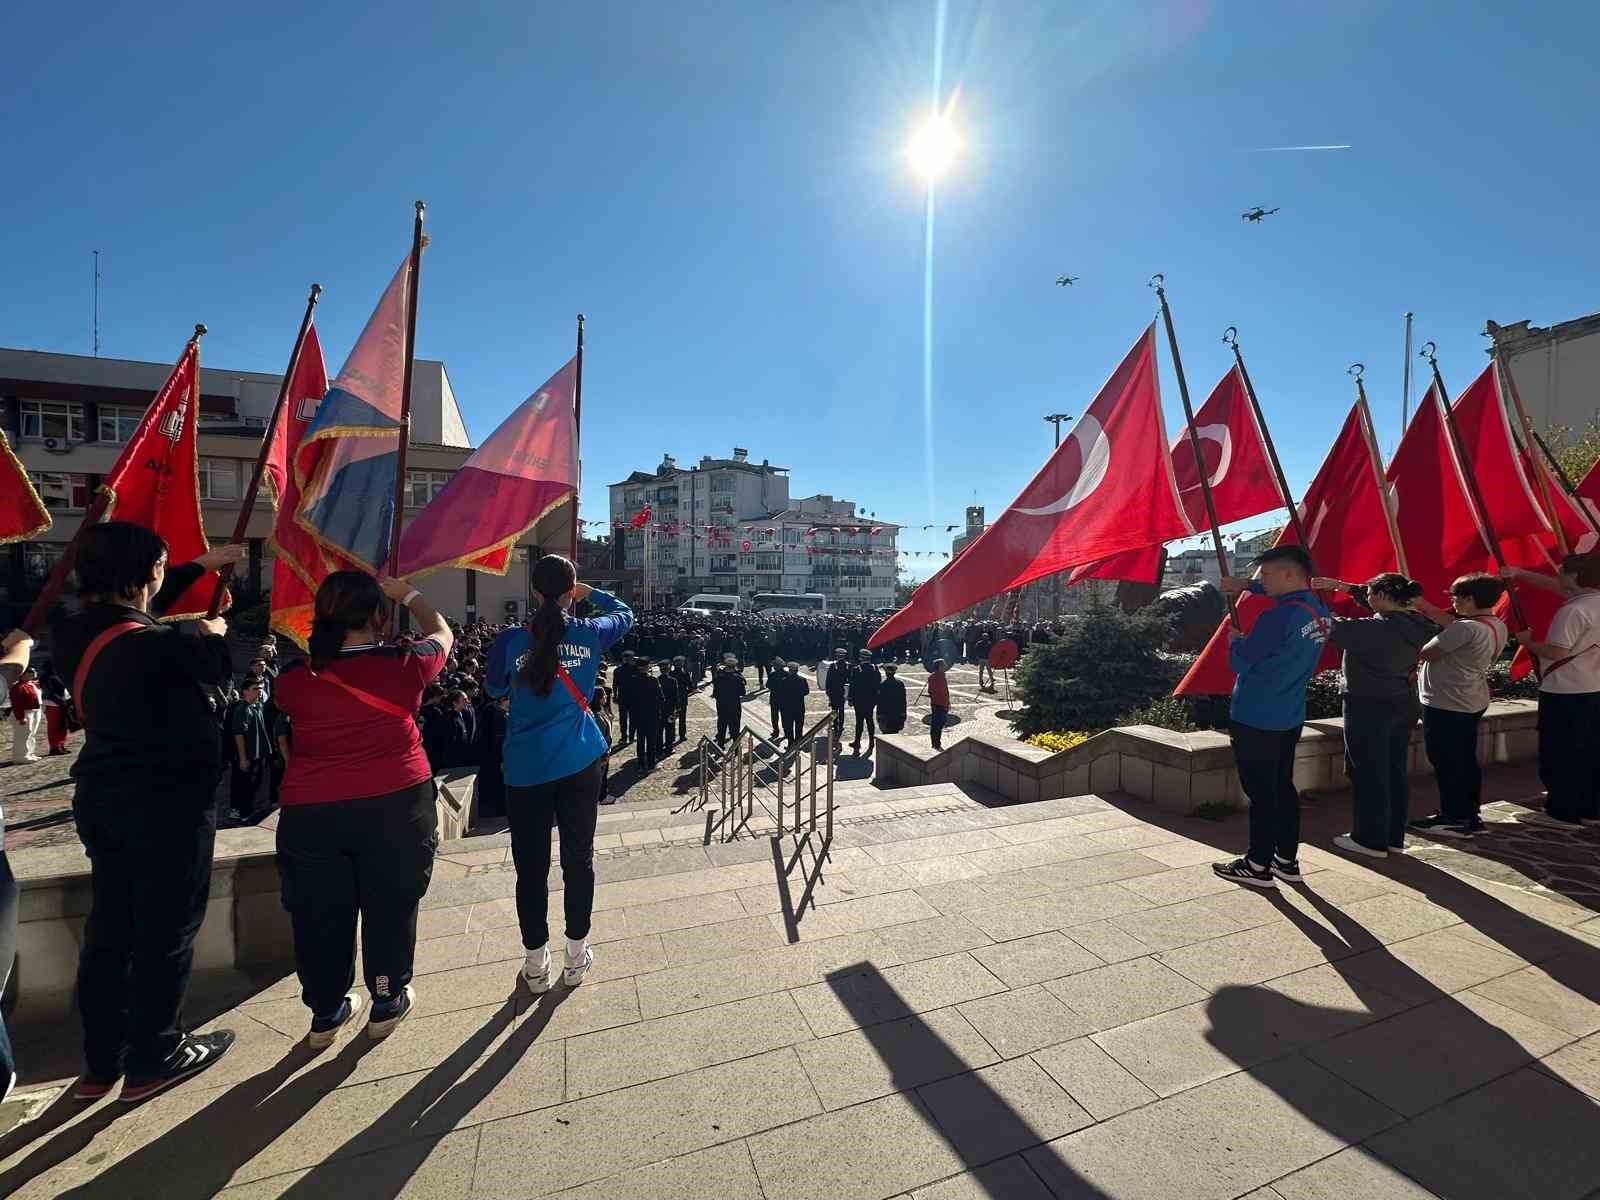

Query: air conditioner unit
504;600;520;614
41;437;67;454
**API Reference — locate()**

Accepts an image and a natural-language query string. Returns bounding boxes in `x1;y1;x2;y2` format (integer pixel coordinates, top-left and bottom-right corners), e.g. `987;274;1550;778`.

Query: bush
1011;600;1177;734
1025;730;1092;753
1117;694;1198;732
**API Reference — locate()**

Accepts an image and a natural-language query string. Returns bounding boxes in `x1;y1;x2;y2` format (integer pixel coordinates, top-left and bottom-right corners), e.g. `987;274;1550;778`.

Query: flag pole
389;202;426;631
1421;342;1537;654
1529;426;1600;540
569;313;584;560
22;325;206;634
1151;275;1237;628
1349;364;1409;578
1401;312;1414;442
206;284;321;618
1223;326;1307;547
1491;341;1573;555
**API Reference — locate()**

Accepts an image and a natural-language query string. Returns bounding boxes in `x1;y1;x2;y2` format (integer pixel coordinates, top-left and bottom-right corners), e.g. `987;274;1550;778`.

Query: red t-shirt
927;672;950;708
273;639;446;806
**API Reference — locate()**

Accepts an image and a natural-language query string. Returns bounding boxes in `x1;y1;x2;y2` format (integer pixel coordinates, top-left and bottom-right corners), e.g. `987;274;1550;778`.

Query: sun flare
907;112;960;181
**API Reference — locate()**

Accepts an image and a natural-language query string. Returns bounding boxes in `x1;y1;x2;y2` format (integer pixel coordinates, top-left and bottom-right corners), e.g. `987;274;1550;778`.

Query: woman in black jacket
1312;573;1436;858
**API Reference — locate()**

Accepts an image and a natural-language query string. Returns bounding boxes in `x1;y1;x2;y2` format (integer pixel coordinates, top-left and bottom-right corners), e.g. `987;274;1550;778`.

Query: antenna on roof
92;250;102;356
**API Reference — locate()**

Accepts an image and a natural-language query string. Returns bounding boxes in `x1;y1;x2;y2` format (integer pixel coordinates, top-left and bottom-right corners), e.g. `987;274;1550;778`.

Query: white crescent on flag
1017;416;1111;516
1193;423;1232;487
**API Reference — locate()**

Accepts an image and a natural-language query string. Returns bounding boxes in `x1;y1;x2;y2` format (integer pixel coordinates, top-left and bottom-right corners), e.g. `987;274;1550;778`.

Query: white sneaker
563;946;594;987
308;991;367;1050
521;948;553;994
1333;834;1388;859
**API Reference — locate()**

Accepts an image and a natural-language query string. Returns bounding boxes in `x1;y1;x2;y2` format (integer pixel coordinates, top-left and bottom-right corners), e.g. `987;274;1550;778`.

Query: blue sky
4;1;1596;578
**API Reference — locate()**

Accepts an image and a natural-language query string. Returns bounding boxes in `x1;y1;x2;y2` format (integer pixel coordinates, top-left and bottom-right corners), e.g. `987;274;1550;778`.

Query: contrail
1250;144;1351;152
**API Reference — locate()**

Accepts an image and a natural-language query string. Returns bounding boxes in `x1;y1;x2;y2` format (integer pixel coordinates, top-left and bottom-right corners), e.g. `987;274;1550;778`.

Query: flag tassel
207;284;322;618
1151;275;1237;628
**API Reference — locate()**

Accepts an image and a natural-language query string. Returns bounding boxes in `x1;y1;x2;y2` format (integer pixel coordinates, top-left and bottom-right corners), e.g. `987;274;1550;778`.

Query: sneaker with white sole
1431;817;1485;839
367;985;415;1041
121;1031;235;1103
1333;834;1388;859
1270;856;1303;883
1212;857;1276;888
563;946;594;987
521;948;554;994
308;992;366;1050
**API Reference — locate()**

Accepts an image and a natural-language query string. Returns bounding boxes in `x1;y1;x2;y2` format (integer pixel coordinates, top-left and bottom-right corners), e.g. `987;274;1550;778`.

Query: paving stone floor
6;718;1600;1196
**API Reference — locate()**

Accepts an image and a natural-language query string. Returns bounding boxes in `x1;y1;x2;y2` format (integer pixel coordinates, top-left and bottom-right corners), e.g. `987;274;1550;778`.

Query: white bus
751;592;829;615
680;593;741;615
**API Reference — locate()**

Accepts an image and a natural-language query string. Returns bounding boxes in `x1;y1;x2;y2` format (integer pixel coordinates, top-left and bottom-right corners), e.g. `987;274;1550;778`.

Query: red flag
870;327;1191;648
268;325;340;648
101;339;223;620
398;357;578;579
629;505;652;531
1069;364;1286;584
1176;402;1396;695
1449;365;1552;571
0;429;50;545
1387;384;1495;600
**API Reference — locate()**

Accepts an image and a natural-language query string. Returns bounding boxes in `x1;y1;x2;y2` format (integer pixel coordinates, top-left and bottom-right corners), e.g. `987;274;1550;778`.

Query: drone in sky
1241;206;1280;223
1055;274;1080;286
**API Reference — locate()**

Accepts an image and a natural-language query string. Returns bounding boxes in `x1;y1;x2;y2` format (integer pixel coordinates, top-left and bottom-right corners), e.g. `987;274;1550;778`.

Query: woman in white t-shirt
1506;554;1600;830
1407;574;1508;838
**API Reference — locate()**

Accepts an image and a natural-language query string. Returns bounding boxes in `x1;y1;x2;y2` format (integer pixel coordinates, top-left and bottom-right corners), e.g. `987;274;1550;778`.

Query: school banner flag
1069;364;1287;585
293;252;416;574
869;327;1192;648
0;429;50;544
100;337;222;620
398;357;578;578
1176;402;1396;695
267;324;348;647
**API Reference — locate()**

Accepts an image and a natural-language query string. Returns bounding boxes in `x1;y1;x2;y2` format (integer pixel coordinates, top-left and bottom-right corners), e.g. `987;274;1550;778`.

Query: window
198;458;240;501
710;474;736;494
30;471;90;511
98;405;145;443
22;543;63;587
406;469;450;508
21;400;86;442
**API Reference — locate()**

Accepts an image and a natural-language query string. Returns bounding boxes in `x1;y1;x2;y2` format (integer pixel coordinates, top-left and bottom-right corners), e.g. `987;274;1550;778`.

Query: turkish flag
1176;401;1397;695
870;326;1191;648
1069;364;1286;585
1387;384;1496;601
1522;446;1600;556
268;324;345;648
1449;364;1553;573
101;339;223;620
629;505;652;530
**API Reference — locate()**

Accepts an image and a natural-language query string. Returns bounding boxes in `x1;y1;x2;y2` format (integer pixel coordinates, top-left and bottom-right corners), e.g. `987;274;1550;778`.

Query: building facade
0;345;570;628
1487;312;1600;436
607;450;898;611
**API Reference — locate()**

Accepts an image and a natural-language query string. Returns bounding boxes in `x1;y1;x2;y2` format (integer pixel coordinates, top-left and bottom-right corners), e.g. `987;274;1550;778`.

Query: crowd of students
1210;544;1600;890
1;522;1593;1111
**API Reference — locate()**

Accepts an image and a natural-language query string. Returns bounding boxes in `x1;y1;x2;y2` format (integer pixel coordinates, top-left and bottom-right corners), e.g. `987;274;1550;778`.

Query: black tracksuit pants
74;776;219;1078
506;758;603;949
1230;721;1303;868
1422;705;1484;823
1343;696;1417;852
276;782;439;1017
1538;691;1600;823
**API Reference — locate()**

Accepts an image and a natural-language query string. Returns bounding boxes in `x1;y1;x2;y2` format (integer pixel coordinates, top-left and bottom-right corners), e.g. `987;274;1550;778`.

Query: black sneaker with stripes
120;1030;236;1103
1211;857;1276;889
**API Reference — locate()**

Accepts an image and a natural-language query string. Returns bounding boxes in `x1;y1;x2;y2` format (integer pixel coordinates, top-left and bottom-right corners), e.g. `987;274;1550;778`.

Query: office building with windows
0;345;570;625
608;450;897;611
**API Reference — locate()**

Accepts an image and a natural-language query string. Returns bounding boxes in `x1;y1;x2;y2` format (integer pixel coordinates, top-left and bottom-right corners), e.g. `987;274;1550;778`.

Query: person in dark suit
875;664;907;734
776;662;810;753
848;649;882;756
712;657;746;747
671;656;693;744
632;664;664;769
656;662;680;754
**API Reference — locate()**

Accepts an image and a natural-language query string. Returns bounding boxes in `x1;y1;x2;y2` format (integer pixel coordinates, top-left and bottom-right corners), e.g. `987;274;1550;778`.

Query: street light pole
1043;413;1074;618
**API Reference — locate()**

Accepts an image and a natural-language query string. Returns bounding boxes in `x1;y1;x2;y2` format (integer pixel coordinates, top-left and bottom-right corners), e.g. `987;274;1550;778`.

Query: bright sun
907;112;960;181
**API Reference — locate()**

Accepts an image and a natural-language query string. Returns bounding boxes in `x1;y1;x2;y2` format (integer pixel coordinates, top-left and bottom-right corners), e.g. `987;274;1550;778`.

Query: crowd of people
1;521;1593;1113
1208;543;1600;890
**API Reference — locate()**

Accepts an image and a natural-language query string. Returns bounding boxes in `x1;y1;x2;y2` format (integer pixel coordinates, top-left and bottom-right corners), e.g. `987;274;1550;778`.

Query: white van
680;593;741;615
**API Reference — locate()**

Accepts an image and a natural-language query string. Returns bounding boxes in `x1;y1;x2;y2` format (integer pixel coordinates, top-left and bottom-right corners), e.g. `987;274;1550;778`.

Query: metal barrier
693;714;836;938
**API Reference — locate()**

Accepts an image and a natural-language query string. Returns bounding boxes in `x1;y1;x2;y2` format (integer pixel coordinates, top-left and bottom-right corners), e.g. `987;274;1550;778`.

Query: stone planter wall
875;699;1540;814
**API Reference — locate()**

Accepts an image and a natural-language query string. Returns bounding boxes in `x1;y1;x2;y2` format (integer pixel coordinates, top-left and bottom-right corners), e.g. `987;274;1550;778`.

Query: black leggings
506;758;603;950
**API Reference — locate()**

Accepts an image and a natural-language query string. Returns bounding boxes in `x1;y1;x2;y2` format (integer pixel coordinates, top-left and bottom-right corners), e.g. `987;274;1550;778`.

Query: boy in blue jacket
1211;545;1330;889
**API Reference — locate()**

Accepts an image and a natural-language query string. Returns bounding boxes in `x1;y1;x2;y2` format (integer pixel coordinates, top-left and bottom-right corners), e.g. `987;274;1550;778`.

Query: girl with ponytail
486;555;633;993
1311;571;1437;858
272;570;454;1047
